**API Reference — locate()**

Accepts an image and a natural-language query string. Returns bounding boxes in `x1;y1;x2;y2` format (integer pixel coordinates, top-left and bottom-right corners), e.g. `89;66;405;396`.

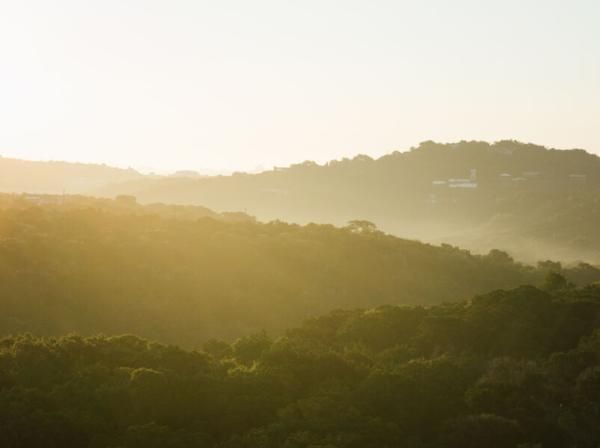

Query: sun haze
1;0;599;172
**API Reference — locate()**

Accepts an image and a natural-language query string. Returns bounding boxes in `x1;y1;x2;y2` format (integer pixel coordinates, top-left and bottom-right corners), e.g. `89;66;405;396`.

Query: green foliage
233;332;273;365
542;271;572;292
3;285;600;447
1;196;594;345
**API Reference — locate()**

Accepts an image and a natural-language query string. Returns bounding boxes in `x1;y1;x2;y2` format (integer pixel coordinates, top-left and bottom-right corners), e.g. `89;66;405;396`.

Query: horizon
1;0;599;172
0;139;596;175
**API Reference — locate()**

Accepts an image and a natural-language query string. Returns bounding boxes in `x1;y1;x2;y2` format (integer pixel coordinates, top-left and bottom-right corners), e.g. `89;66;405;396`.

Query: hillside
0;156;145;194
0;195;599;345
0;192;254;223
3;283;600;447
98;141;600;263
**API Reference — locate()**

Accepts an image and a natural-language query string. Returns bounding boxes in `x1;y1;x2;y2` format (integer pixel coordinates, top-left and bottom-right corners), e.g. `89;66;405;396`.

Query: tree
543;272;571;292
345;220;379;234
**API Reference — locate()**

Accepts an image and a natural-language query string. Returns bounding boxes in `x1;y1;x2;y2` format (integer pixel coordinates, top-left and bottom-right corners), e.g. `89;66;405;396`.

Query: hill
98;141;600;263
3;283;600;447
0;195;598;345
0;156;145;194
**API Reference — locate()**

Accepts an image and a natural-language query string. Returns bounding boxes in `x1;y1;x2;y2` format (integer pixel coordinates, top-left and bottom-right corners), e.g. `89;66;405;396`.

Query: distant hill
97;141;600;263
5;142;600;263
0;192;255;223
0;156;145;194
0;195;598;345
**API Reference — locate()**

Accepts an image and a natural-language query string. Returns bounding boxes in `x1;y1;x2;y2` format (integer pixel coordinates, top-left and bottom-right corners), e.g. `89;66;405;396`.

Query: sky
1;0;599;173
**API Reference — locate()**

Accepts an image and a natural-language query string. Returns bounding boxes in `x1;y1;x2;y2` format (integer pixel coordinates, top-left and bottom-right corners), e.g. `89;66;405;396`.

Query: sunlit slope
1;196;598;345
99;141;600;262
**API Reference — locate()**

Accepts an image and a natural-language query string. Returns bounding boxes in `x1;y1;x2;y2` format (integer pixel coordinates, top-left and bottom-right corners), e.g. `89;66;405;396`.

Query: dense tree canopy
2;284;600;447
0;195;597;345
2;189;599;447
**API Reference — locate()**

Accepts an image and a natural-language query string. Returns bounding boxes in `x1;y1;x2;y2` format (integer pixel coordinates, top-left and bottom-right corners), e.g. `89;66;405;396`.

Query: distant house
22;194;63;205
448;181;477;189
432;170;478;189
448;178;478;188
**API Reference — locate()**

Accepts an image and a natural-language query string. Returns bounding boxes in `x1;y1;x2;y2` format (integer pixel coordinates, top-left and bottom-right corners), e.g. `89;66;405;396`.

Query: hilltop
0;156;145;194
98;141;600;262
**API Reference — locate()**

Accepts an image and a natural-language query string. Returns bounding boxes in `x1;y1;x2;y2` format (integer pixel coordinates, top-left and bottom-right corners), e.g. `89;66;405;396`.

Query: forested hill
0;193;254;223
1;195;599;345
99;141;600;263
0;155;144;194
4;283;600;447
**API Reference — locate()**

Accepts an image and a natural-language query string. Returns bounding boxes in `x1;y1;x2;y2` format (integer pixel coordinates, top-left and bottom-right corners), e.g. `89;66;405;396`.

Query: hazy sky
1;1;599;173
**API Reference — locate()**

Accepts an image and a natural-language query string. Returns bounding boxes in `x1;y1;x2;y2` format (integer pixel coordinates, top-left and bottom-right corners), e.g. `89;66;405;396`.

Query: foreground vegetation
1;195;599;344
2;283;600;447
